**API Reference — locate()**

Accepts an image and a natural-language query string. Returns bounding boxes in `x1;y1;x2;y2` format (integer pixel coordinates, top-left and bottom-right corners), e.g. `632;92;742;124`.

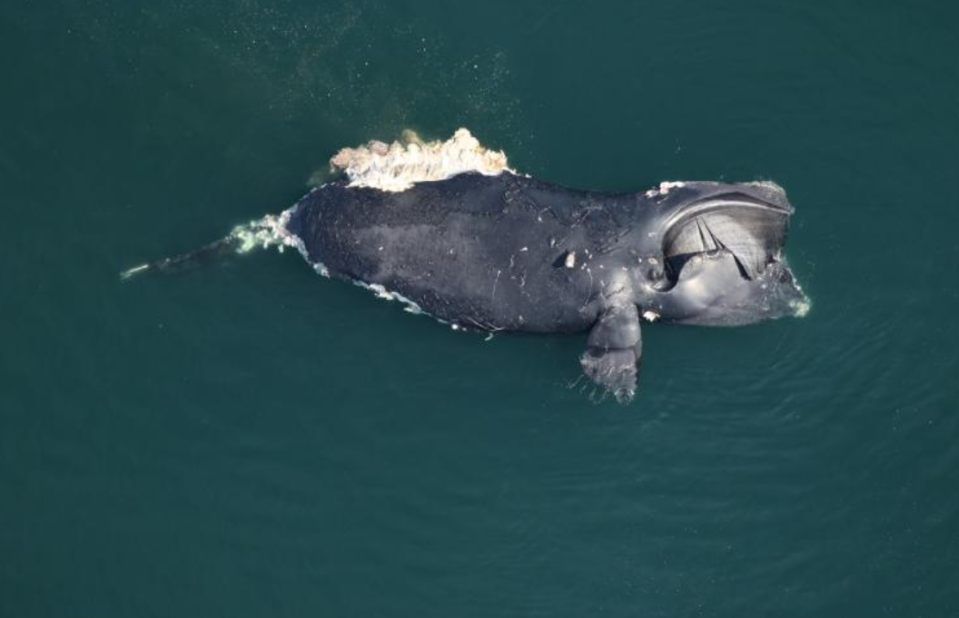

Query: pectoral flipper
580;303;642;402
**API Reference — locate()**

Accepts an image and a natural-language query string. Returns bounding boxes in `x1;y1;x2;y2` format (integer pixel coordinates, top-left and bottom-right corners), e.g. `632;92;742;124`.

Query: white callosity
329;128;513;192
644;181;686;198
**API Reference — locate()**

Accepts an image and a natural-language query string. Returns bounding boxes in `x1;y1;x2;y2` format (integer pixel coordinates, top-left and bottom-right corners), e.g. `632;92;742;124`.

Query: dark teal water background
2;1;958;616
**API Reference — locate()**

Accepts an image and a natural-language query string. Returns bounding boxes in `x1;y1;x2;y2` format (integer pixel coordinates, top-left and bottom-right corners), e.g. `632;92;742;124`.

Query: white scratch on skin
583;267;594;309
491;269;502;302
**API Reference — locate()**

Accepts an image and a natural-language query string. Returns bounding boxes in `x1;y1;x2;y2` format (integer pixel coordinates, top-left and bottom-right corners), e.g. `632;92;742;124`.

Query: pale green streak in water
1;1;958;617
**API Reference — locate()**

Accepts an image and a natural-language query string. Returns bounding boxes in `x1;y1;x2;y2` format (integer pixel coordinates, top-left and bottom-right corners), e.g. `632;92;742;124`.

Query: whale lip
652;255;808;326
661;191;793;233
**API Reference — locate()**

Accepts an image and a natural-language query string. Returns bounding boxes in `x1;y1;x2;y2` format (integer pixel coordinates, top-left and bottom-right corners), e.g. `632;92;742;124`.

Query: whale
125;130;809;401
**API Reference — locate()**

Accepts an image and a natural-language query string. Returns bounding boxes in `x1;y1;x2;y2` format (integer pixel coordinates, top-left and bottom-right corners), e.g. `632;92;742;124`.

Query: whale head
639;182;809;325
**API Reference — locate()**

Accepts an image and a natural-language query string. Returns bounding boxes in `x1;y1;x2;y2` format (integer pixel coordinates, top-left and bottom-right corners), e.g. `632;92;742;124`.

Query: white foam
791;299;811;318
351;280;425;315
229;207;332;278
329;128;514;192
231;210;295;254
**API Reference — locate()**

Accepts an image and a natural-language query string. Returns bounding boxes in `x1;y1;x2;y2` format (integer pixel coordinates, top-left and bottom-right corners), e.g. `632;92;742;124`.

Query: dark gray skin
284;172;807;401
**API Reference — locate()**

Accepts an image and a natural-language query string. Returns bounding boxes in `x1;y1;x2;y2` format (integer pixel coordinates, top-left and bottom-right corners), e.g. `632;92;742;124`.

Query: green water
2;1;958;616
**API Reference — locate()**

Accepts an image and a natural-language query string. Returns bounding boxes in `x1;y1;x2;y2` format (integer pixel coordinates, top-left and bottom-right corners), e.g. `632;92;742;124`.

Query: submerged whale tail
120;211;301;280
121;128;506;280
119;236;238;280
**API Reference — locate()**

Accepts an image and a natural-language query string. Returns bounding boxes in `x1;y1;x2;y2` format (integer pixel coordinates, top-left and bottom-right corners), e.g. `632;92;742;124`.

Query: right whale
128;130;809;401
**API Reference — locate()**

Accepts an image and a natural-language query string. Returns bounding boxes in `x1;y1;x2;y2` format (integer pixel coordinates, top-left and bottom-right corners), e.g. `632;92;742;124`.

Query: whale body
129;130;809;401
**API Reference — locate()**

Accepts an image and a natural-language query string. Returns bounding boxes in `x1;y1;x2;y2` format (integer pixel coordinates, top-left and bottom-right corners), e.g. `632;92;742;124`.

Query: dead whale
125;129;809;401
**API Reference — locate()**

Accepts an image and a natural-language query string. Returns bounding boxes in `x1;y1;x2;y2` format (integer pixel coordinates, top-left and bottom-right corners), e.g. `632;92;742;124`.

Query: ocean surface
2;1;958;616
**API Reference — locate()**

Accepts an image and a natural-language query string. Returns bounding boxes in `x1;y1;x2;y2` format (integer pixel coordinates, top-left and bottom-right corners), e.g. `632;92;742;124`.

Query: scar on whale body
123;129;810;402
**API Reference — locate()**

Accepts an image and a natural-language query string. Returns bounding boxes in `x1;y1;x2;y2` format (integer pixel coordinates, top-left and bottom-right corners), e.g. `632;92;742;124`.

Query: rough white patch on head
645;181;687;198
565;251;577;268
745;180;786;192
642;310;660;322
329;128;514;192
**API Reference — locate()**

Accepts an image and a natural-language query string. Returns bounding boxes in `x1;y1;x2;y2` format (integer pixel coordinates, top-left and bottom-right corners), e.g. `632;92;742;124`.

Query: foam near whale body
329;128;514;192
